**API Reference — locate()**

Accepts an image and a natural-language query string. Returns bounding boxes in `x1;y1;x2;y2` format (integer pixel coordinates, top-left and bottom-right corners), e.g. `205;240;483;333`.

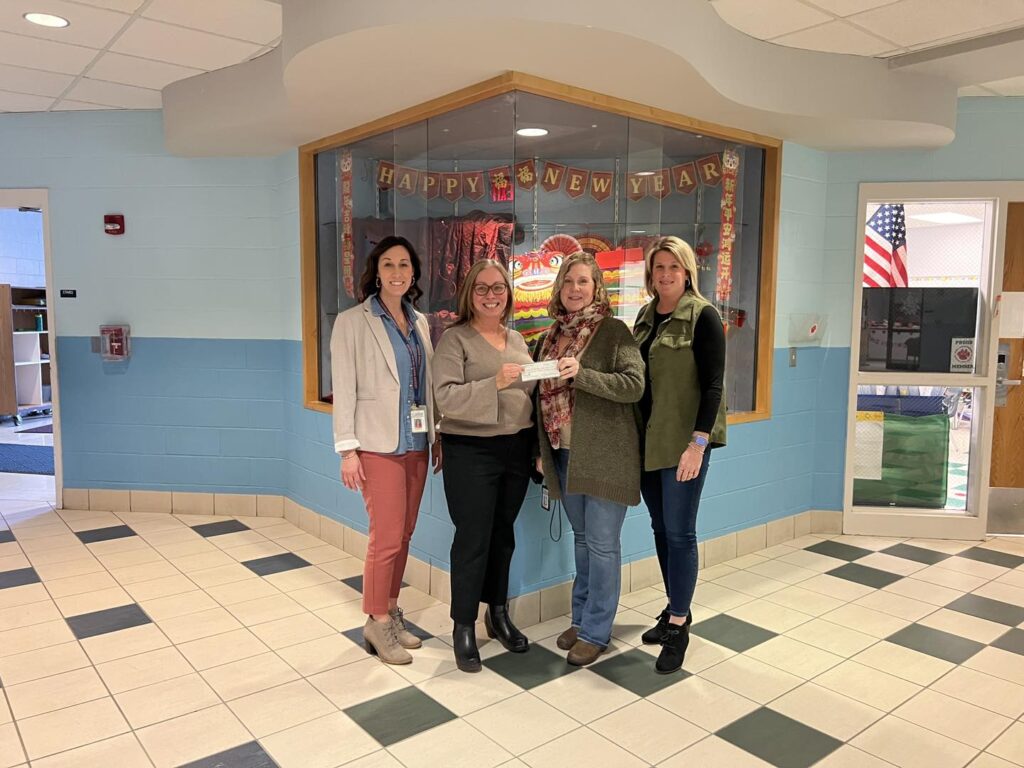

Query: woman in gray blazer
331;235;441;666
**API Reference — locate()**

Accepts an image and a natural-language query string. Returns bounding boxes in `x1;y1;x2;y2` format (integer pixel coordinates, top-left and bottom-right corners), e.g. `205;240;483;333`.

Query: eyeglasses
473;283;508;297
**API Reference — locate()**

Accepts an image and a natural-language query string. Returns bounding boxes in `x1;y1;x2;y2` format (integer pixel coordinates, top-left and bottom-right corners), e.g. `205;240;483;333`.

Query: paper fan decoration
574;233;614;255
540;234;582;256
617;234;659;252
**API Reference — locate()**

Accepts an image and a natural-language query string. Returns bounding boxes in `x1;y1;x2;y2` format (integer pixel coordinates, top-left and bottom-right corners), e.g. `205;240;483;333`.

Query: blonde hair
644;236;707;302
547;252;610;317
455;259;514;326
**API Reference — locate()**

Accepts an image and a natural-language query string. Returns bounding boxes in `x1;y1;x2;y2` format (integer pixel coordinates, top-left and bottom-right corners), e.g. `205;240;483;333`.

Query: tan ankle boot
363;616;412;665
388;607;422;650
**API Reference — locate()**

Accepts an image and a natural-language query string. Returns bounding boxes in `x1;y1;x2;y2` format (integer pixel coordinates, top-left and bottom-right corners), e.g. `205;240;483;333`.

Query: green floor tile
344;686;456;747
717;707;842;768
590;648;689;697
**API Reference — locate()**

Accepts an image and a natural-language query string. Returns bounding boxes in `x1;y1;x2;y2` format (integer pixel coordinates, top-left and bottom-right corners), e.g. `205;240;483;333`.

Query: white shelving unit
1;285;51;425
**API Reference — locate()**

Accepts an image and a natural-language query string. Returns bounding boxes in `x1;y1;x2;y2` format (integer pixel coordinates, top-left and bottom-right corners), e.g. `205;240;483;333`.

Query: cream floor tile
156;606;243;643
291;544;348;565
764;585;847;617
712;570;788;598
904;539;975;555
53;586;134;617
852;715;979;768
0;642;90;686
769;682;884;741
96;646;195;694
854;590;936;622
914;565;989;592
248;611;335;650
679;634;738;673
814;660;922;711
823;603;912;639
29;732;151;768
390;638;459;685
200;651;299;700
965;647;1024;687
308;657;409;709
996;570;1024;590
590;699;706;766
745;635;845;679
610;608;657;646
723;553;770;570
138;589;219;621
43;570;118;599
204;576;282;606
886;577;965;606
274;634;367;677
115;672;221;729
935;557;1010;581
5;666;108;720
108;560;180;585
183;562;255;588
152;538;219;560
222;541;288;562
918;608;1010;644
647;676;759;732
86;535;151;556
0;723;24;768
464;692;578;756
726;600;815;634
32;557;105;581
0;694;9;726
135;704;252;768
95;547;165;570
744;558;818;586
520;726;647;768
209;530;268;550
24;544;92;566
0;619;74;657
225;593;305;626
139;527;202;547
0;554;29;572
227;679;336;738
176;628;270;670
257;522;304;540
0;599;60;631
894;689;1013;750
317;557;363;579
80;623;172;665
260;711;380;768
785;618;879;657
968;753;1020;768
814;744;908;767
699;653;803;704
10;522;68;541
931;666;1024;719
658;735;773;767
123;574;198;601
857;552;929;576
776;549;847;573
415;666;523;718
799;574;877;602
169;550;236;572
0;583;49;610
278;580;359;611
973;581;1024;608
17;697;129;761
272;532;326;552
531;668;639;724
987;721;1024;766
395;585;438;614
690;582;754;613
833;535;905;551
263;566;335;592
390;718;512;768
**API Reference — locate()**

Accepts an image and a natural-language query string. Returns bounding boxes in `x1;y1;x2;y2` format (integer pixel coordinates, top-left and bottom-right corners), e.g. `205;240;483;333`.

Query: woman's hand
535;457;544;476
496;363;524;390
675;446;704;483
558;356;580;380
431;440;443;474
340;453;365;491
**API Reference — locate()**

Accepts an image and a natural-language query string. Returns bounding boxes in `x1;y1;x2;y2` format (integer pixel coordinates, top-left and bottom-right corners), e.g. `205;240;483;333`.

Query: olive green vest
634;293;727;471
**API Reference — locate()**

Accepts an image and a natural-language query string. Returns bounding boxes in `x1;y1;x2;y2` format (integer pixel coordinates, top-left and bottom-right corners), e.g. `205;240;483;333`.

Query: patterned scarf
539;303;609;449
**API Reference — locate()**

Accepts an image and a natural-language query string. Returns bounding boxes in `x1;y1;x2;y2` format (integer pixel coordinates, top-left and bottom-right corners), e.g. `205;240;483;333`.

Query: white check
521;360;561;381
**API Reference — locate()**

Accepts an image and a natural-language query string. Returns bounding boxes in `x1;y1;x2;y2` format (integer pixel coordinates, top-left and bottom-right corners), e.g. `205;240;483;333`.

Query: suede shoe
641;607;692;645
655;625;690;674
556;626;578;651
363;616;412;665
567;639;605;666
388;607;422;650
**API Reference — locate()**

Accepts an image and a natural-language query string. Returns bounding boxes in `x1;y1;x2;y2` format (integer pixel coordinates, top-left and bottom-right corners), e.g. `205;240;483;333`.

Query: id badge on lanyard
410;406;428;434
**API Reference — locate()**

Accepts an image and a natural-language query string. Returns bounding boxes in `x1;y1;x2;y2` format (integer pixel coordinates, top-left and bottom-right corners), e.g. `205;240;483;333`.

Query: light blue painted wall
0;208;45;288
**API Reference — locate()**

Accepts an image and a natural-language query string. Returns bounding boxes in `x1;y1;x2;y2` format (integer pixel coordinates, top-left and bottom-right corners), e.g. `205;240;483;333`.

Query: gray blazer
330;298;436;454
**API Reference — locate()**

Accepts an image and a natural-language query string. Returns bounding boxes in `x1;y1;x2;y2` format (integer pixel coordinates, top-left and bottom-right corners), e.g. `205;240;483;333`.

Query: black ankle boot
655;624;690;674
642;606;692;645
452;622;481;673
484;604;529;653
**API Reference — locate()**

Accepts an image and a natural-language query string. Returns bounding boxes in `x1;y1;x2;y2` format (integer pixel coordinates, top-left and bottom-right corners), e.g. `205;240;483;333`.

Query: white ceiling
0;0;280;112
709;0;1024;95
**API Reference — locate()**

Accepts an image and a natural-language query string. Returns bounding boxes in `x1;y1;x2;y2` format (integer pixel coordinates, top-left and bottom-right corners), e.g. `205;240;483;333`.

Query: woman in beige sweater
432;259;537;672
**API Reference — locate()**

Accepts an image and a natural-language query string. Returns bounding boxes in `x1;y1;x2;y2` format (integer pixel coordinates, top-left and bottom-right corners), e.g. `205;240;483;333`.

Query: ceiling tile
0;89;55;112
64;77;161;108
110;18;262;70
980;74;1024;95
88;51;204;89
66;0;144;10
51;98;116;110
0;30;96;75
803;0;901;15
772;19;894;54
143;0;282;44
711;0;832;39
0;0;128;49
0;63;75;97
850;0;1024;47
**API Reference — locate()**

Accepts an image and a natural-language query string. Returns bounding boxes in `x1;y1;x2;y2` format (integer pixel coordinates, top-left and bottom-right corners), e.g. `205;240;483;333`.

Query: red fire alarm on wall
104;214;125;235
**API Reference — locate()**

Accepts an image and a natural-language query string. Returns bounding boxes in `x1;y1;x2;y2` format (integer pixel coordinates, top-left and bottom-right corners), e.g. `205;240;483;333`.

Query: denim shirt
373;296;428;454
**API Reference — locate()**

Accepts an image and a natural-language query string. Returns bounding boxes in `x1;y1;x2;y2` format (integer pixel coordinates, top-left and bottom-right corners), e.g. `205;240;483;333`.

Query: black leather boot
641;606;692;645
452;622;481;673
655;624;690;674
484;603;529;653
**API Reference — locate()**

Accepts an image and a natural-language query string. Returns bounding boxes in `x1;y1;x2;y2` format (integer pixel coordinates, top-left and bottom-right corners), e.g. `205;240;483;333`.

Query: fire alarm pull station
99;325;130;361
104;214;125;235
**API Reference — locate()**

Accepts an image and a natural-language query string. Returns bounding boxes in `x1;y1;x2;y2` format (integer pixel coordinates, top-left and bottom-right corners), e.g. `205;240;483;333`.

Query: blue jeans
640;451;711;618
554;449;627;647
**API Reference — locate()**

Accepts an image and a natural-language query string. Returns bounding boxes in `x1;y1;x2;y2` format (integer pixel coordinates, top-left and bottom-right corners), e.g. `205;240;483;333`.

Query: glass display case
305;81;778;418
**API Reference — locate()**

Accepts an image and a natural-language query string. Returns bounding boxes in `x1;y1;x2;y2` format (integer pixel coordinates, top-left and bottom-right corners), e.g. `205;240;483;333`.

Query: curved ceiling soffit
163;0;957;156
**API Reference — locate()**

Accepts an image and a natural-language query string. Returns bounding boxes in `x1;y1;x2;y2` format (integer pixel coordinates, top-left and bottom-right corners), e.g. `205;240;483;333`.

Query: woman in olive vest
633;235;727;674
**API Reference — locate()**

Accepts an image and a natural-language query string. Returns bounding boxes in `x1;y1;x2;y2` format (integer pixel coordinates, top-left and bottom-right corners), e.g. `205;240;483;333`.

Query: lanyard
380;301;423;398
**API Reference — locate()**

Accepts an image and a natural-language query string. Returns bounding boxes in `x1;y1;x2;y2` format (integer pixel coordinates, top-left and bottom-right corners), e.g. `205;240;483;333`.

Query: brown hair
643;235;706;302
547;251;610;316
357;235;423;305
454;259;514;326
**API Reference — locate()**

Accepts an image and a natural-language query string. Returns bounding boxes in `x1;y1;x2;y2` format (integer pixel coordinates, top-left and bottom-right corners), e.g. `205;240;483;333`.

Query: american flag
863;203;908;288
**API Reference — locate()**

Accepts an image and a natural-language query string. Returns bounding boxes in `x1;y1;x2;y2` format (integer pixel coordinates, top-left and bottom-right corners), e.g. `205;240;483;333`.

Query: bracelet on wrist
687;442;706;454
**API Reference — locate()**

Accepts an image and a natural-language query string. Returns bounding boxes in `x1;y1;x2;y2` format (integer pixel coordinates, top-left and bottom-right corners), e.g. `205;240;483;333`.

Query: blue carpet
0;444;54;475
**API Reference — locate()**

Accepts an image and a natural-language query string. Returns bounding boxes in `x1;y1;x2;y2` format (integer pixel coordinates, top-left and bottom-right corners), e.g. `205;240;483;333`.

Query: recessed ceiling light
909;212;983;225
23;12;69;27
516;128;548;137
636;171;655;176
630;230;647;234
591;124;598;128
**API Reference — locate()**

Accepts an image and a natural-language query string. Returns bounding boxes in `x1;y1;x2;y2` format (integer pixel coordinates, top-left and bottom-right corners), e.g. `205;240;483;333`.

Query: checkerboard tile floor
1;500;1024;767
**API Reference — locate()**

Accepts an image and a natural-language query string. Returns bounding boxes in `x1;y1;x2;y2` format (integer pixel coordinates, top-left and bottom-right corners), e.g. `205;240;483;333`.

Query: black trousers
441;428;533;623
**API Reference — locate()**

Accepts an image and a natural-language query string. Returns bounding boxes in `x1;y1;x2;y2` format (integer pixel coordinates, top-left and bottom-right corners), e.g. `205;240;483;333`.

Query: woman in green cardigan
535;252;644;666
634;235;727;675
